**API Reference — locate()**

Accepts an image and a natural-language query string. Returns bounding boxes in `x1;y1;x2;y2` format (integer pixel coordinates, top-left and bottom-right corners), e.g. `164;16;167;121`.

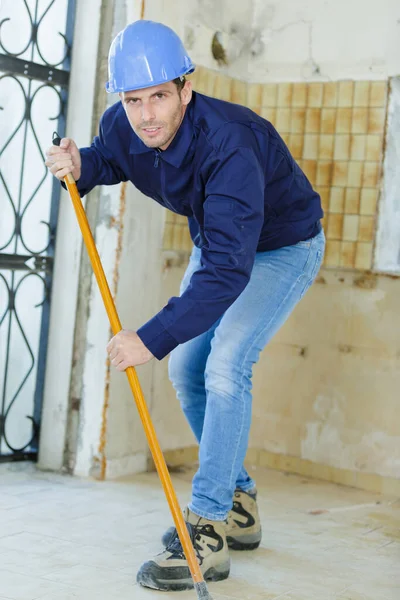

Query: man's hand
45;137;82;181
106;330;154;371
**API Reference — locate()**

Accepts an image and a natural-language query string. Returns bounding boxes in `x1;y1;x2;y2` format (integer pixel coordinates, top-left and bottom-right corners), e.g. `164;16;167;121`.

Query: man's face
120;80;192;150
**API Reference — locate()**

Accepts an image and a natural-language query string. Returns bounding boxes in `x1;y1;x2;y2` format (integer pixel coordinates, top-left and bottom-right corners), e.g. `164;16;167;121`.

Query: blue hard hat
106;20;195;93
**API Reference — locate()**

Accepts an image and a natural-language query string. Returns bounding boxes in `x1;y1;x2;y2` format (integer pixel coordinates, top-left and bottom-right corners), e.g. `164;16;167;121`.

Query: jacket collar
129;96;195;168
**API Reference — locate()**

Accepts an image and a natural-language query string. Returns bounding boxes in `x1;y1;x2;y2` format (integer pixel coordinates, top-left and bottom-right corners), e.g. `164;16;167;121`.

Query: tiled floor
0;461;398;600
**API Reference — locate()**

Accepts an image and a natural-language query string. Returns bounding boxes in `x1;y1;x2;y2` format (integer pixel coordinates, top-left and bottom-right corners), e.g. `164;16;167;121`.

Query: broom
52;133;213;599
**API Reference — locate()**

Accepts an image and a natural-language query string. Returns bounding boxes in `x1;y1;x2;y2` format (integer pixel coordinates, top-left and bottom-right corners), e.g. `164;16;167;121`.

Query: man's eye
156;93;164;99
128;98;138;104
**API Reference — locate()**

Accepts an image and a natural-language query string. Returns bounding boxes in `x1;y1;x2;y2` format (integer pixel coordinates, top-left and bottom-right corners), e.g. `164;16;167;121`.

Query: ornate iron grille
0;0;75;461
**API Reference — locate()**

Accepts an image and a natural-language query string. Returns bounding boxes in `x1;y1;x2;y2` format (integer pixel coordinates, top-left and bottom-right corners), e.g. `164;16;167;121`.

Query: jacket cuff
137;315;179;360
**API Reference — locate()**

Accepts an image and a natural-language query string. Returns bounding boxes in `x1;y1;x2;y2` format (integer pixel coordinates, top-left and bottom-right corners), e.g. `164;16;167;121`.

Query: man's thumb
60;138;70;149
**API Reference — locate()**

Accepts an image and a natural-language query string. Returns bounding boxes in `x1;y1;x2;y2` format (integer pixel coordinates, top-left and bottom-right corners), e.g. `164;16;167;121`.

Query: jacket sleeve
68;113;128;197
137;146;265;360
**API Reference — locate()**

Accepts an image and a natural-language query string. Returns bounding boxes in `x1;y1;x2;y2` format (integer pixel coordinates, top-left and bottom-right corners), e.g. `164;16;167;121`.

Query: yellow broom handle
63;171;204;585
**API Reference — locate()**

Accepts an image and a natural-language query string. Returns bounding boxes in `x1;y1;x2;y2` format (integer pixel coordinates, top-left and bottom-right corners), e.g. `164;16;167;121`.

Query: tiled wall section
163;67;388;270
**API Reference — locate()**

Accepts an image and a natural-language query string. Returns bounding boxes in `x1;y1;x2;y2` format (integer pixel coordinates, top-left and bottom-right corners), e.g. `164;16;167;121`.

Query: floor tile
0;463;398;600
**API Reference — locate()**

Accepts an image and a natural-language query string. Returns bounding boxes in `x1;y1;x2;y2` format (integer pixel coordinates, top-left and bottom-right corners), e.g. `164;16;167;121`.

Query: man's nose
141;102;155;122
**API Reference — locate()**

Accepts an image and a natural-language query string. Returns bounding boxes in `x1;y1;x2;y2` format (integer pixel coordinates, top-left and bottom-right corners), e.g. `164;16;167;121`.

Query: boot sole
226;530;262;551
137;560;230;591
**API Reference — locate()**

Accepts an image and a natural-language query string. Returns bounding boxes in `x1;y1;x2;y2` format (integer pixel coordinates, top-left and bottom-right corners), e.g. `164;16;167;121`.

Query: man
46;20;325;592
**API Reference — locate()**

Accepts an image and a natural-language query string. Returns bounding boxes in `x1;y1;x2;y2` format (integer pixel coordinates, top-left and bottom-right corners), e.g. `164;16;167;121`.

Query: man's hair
173;76;186;93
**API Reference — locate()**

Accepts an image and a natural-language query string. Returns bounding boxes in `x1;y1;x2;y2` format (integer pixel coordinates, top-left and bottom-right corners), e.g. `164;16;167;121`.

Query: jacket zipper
154;148;161;168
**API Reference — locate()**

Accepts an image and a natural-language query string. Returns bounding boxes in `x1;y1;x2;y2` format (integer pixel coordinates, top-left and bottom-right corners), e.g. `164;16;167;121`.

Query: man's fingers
46;145;70;157
45;154;72;165
60;137;71;149
116;361;129;372
54;167;74;179
109;349;118;360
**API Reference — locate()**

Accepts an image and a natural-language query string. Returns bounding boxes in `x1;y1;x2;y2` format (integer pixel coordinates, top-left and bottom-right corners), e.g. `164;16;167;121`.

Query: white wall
39;0;103;470
174;0;400;82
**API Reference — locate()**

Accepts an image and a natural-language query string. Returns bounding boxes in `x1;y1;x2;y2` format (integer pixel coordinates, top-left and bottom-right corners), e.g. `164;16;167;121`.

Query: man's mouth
142;127;162;134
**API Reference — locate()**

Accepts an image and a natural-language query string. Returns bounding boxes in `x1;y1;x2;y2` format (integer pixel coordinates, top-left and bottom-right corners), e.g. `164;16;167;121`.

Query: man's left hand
106;330;154;371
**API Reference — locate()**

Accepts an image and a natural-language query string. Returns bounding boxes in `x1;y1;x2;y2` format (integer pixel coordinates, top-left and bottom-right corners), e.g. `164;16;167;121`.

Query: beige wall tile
343;215;359;241
292;83;307;107
213;73;232;101
275;108;291;132
281;132;291;145
350;135;366;160
362;161;380;187
338;81;354;107
288;134;304;158
336;108;352;133
303;134;319;160
340;241;357;268
318;187;330;212
290;108;306;134
203;69;218;96
360;188;379;215
316;161;333;186
196;67;212;94
351;108;369;134
353;81;370;107
355;241;373;269
334;134;350;160
324;240;341;266
321;108;336;133
368;107;386;133
249;105;261;116
329;187;345;213
344;188;361;214
327;214;344;239
365;134;383;161
302;159;317;183
323;82;338;107
182;228;193;251
370;81;387;107
307;83;323;107
260;107;276;123
277;82;293;106
347;161;364;187
172;224;184;250
163;223;174;249
319;135;334;160
305;108;321;133
262;83;278;107
231;78;247;105
332;161;349;186
247;83;262;107
358;215;375;242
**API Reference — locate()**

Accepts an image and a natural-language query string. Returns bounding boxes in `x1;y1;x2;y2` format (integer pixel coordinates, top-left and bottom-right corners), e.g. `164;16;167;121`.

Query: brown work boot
162;489;262;551
137;507;230;591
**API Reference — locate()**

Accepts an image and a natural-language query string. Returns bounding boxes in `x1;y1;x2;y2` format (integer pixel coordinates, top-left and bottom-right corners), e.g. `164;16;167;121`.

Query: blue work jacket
75;91;323;359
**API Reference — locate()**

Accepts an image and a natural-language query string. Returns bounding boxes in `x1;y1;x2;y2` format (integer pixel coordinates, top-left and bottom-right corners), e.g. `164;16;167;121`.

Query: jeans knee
205;355;252;404
168;347;205;397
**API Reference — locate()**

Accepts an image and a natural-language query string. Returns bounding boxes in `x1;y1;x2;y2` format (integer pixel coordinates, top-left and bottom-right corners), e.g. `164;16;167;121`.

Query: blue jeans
168;229;325;521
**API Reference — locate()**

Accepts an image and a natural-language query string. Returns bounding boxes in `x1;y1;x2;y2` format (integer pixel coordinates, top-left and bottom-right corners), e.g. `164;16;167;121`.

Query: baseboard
102;452;148;480
161;446;400;496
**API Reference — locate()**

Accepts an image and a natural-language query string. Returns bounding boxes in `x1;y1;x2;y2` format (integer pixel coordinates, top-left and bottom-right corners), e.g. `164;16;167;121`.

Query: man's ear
181;80;193;107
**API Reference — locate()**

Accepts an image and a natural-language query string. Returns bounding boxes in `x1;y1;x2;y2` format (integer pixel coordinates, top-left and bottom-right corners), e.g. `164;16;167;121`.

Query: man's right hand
45;138;82;181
